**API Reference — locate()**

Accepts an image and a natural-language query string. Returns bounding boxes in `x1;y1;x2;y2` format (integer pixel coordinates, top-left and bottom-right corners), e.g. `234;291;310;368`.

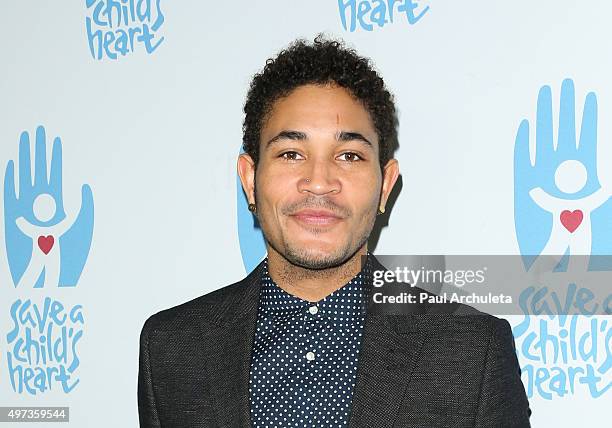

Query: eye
279;151;304;161
337;152;363;162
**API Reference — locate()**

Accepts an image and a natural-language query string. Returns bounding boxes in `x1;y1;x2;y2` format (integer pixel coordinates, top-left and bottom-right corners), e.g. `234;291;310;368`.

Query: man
138;36;532;427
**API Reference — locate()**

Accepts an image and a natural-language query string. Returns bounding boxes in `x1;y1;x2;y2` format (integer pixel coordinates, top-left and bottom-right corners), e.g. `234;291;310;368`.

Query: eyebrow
265;130;373;148
265;130;307;147
336;131;372;146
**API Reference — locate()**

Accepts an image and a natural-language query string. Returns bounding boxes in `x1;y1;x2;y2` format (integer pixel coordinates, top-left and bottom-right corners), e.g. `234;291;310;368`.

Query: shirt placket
297;301;324;428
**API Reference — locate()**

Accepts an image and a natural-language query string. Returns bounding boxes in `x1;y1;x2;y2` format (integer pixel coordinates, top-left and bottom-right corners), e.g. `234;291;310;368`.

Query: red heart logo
560;210;583;233
37;235;55;254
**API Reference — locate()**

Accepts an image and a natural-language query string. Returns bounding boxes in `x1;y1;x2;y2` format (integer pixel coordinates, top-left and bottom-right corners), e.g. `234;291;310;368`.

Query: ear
379;158;399;210
237;153;256;204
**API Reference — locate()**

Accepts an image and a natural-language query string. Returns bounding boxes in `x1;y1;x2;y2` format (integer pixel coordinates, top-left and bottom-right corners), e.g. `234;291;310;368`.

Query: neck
265;245;368;302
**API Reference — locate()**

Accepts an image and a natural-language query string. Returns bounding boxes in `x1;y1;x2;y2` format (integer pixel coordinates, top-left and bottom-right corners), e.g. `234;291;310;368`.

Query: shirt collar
258;253;373;326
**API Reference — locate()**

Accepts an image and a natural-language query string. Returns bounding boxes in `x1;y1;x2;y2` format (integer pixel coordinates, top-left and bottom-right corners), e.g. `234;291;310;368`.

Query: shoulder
418;300;515;342
140;260;264;338
450;303;515;336
140;282;238;334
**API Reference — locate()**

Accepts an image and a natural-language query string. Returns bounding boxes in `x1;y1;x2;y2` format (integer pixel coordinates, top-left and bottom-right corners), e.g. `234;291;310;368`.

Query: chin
291;239;339;255
283;243;353;270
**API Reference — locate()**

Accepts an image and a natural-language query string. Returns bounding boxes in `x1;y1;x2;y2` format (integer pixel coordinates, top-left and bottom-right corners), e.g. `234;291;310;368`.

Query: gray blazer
138;256;531;427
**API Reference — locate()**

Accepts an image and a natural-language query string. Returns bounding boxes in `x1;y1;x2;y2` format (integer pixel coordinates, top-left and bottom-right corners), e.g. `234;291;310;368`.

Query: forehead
262;84;377;137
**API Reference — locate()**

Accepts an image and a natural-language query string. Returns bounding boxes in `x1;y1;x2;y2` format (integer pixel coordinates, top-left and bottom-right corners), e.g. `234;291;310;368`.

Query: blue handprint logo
514;79;612;271
3;126;94;287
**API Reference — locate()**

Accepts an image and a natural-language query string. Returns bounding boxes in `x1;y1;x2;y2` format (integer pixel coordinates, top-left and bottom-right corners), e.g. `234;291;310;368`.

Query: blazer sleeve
474;317;532;428
138;316;162;428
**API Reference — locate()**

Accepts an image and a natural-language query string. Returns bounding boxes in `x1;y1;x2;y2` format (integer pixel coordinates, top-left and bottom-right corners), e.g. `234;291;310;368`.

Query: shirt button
308;305;319;315
305;351;315;361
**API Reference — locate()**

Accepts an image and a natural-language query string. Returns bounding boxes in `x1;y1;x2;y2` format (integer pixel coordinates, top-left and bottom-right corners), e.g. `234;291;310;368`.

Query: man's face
239;84;397;269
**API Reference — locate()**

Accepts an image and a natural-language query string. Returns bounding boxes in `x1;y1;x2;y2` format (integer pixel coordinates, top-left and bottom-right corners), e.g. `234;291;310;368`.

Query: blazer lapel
348;255;430;428
201;260;264;428
347;313;427;428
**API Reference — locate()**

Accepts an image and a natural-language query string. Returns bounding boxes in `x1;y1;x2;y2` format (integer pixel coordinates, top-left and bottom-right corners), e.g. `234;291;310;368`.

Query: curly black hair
242;35;399;170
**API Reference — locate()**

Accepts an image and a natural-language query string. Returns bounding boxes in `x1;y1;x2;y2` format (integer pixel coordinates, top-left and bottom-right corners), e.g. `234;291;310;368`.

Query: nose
297;158;341;195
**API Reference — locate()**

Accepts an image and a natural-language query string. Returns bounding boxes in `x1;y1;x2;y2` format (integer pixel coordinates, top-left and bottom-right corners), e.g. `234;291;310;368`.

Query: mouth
289;209;344;227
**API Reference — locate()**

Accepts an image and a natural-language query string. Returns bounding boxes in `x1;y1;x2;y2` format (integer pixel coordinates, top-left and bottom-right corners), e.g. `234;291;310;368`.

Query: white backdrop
1;1;610;426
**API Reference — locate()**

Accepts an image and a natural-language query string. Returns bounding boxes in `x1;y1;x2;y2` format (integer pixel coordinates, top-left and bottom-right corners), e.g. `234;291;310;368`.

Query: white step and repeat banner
1;1;610;426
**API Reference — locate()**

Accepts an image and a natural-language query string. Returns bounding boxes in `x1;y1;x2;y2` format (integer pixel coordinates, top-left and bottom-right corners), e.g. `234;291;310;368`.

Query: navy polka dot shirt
249;256;372;427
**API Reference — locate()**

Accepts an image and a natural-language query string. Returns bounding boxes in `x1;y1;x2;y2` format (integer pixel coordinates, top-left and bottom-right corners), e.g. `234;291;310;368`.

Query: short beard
254;177;379;271
276;212;375;271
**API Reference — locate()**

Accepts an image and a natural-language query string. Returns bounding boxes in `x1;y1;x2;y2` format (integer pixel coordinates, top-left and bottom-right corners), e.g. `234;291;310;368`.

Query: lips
290;209;343;226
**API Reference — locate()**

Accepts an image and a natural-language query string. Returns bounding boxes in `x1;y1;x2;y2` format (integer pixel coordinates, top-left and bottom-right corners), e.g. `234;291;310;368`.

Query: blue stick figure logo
514;79;612;271
3;126;94;287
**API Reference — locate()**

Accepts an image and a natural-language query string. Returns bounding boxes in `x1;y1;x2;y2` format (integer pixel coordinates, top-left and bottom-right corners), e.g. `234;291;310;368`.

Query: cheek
345;175;381;209
256;169;295;207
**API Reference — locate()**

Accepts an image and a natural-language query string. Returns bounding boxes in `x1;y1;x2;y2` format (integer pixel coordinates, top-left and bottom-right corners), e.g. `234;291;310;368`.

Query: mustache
281;196;351;218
